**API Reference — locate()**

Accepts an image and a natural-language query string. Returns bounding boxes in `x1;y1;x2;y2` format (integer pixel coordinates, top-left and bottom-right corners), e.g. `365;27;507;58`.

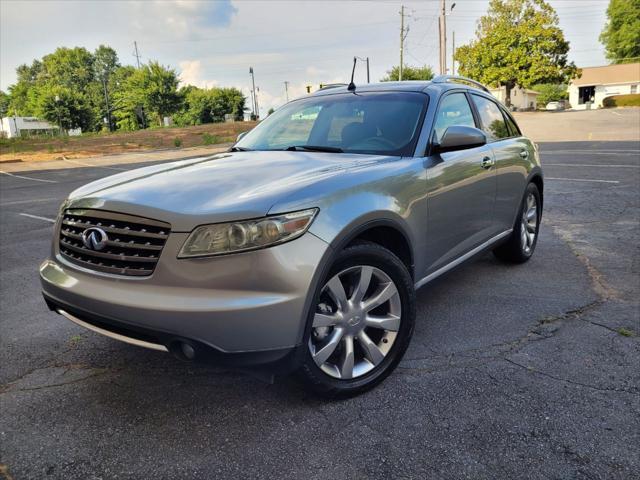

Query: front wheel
493;182;541;263
297;242;415;397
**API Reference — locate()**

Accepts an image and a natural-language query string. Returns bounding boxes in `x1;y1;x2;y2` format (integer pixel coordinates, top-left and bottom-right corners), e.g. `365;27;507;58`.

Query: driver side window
433;93;476;143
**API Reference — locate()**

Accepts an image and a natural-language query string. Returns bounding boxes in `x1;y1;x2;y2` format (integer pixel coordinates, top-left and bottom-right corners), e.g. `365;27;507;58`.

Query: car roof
310;79;490;97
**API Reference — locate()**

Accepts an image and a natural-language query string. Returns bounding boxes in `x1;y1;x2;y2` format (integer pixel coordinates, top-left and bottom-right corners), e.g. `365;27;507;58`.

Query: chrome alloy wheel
521;192;538;254
308;265;402;380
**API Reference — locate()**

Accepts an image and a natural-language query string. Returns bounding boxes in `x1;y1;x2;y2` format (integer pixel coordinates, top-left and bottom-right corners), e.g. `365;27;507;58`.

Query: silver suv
41;76;543;396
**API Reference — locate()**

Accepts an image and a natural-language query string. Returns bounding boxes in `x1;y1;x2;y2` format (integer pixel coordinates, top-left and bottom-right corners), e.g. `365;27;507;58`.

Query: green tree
600;0;640;63
0;91;9;117
36;86;93;131
40;47;95;90
93;45;120;131
174;86;246;126
142;61;182;126
381;65;434;81
531;83;568;106
455;0;578;106
8;60;43;115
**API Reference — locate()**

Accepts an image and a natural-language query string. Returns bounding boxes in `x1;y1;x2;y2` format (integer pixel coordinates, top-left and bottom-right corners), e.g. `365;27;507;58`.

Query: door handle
520;150;529;159
481;156;494;169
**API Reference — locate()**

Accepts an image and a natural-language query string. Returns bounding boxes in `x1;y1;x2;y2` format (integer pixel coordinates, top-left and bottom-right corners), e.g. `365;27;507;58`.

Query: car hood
67;150;391;231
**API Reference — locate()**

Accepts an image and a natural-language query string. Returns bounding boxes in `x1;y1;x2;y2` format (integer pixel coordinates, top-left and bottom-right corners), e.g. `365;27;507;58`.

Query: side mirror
434;125;486;154
236;131;249;142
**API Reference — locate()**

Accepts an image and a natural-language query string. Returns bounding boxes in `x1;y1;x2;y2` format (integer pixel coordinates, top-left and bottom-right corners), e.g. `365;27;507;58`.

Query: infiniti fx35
41;77;543;396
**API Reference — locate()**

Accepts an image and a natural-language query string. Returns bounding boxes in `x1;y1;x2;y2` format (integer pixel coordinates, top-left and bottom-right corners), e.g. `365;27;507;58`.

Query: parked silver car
41;76;543;396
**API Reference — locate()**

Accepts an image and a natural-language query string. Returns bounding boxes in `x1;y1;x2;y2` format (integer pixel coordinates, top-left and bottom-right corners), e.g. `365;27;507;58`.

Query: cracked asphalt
1;139;639;479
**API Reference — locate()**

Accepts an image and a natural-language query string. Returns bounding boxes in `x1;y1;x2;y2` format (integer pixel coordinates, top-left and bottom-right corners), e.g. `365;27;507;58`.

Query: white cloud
178;60;218;88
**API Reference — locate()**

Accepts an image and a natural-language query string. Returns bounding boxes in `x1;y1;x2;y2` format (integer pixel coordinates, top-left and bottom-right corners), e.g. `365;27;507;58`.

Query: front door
424;91;497;273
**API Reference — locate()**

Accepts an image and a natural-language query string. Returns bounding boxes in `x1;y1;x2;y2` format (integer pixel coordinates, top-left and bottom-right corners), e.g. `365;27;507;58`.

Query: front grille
59;209;171;277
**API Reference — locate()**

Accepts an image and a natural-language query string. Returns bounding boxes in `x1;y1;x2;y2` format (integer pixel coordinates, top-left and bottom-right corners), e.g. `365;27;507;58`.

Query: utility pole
249;67;257;119
133;41;141;68
399;5;405;81
366;57;370;83
284;81;289;102
452;31;455;76
439;0;446;75
102;78;112;131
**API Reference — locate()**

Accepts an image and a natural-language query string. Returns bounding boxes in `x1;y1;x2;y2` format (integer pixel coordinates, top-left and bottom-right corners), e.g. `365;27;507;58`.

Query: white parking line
62;157;126;171
0;170;57;183
545;163;640;168
19;213;56;223
0;197;59;206
546;177;620;184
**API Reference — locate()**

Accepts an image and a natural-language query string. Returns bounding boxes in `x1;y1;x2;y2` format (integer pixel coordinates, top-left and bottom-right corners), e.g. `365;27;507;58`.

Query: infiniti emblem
81;227;109;251
347;315;362;327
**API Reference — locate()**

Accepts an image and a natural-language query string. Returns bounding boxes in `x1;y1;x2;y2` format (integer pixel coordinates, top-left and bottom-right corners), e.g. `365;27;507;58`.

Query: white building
488;86;540;111
568;63;640;109
0;116;59;138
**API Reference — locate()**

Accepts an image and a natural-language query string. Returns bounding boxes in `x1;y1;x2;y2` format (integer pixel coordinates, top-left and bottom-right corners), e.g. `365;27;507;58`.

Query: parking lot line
19;213;56;223
546;177;620;184
0;197;60;206
62;157;127;171
0;170;57;183
545;163;640;168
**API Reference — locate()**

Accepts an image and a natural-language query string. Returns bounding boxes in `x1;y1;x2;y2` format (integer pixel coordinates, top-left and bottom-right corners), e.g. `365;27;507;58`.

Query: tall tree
142;62;182;126
381;65;434;81
93;45;120;131
0;91;10;117
600;0;640;64
455;0;578;106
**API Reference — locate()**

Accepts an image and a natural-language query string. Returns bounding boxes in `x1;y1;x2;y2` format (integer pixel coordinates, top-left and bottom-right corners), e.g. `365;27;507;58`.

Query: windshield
236;91;428;156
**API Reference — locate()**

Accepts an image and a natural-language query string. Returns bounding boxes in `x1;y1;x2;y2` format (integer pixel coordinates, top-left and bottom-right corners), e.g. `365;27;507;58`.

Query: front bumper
40;231;331;363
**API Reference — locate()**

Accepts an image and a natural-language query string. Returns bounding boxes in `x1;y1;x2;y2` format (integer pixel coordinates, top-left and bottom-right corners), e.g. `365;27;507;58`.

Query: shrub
173;137;182;148
603;94;640;108
202;133;218;145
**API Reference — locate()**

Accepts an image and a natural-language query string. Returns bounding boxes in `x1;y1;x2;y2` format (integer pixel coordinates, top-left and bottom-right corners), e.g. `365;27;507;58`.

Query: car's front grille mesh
59;209;171;277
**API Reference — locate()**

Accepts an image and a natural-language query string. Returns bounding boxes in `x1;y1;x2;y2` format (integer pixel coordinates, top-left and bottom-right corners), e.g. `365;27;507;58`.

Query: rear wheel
297;242;415;397
493;182;541;263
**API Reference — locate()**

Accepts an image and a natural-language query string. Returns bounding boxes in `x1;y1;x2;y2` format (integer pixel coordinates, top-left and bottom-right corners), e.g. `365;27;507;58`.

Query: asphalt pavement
1;141;639;479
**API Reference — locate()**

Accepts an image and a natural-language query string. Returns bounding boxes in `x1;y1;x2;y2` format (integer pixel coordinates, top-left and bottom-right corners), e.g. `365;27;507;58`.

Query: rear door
470;94;531;232
424;91;498;273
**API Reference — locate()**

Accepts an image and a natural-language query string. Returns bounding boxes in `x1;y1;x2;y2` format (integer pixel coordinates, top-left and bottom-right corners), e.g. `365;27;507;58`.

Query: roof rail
317;83;348;91
431;75;490;93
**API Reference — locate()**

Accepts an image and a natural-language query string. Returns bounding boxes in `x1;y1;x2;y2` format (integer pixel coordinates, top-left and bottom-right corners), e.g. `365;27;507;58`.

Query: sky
0;0;610;113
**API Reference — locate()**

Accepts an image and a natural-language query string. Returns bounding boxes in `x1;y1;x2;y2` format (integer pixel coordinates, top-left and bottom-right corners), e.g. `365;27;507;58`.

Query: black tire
493;182;542;263
297;242;416;398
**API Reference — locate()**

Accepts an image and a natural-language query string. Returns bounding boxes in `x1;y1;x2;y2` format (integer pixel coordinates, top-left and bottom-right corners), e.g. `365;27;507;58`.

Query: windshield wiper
229;146;252;152
285;145;344;153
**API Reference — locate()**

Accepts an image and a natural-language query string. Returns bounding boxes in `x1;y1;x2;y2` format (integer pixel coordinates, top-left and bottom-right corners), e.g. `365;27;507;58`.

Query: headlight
178;208;318;258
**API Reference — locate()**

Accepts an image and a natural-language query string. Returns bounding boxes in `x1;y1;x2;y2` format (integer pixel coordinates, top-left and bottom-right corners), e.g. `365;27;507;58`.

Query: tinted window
471;95;510;142
432;93;476;143
503;110;520;137
236;92;428;156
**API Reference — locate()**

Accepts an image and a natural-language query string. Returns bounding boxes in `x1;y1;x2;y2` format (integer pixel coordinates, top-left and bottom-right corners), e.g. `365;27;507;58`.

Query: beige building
488;86;540;111
568;63;640;109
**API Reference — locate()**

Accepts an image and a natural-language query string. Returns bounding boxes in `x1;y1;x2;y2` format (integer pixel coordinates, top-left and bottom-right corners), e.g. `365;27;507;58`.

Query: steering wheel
353;136;397;149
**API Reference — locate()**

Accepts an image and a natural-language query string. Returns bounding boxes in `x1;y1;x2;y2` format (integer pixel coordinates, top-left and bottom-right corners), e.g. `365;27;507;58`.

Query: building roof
571;63;640;86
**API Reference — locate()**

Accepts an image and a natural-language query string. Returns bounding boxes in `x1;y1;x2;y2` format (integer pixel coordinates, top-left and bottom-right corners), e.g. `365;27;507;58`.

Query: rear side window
502;110;521;137
471;95;510;142
432;93;476;143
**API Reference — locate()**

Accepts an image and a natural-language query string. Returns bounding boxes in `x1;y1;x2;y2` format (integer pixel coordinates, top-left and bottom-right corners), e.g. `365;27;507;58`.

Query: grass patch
173;137;183;148
617;327;636;337
202;133;218;145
